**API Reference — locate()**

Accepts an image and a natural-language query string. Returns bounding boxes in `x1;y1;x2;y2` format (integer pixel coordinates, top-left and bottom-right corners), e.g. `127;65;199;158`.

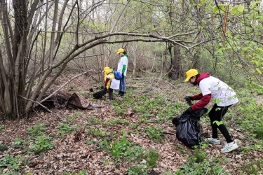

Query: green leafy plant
110;99;121;106
145;126;165;142
134;105;146;113
137;117;148;124
64;112;81;123
0;154;26;171
174;145;187;154
246;82;263;95
107;117;130;126
126;149;160;174
242;159;263;175
56;123;79;137
97;139;111;151
0;143;8;152
130;123;139;129
113;106;125;115
11;138;24;149
0;125;4;132
63;170;87;175
30;136;54;154
88;116;103;125
235;89;263;142
110;137;143;164
192;149;207;163
128;165;147;175
104;160;110;165
87;127;108;137
144;149;160;168
253;127;263;139
26;123;46;137
176;151;230;175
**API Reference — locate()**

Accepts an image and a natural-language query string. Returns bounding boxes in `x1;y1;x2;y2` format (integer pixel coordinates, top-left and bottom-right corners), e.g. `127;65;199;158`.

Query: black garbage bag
172;108;208;148
172;108;207;126
93;88;107;99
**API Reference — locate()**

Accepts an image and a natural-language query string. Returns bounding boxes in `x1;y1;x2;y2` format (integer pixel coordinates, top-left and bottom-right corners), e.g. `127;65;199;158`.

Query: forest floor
0;73;263;175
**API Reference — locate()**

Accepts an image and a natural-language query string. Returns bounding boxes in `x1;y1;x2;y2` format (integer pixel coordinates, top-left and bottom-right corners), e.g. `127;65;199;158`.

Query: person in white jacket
116;48;128;97
184;69;239;153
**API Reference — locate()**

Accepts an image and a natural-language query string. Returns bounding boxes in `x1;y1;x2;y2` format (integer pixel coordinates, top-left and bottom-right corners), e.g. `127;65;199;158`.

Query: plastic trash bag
172;108;208;148
93;88;107;99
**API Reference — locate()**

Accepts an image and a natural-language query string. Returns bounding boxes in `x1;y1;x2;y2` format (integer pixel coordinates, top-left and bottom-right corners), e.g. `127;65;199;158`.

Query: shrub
26;123;46;137
30;136;54;154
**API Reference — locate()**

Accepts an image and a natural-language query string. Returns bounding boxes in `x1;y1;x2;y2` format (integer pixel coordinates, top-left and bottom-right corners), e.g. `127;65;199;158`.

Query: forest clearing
0;73;263;175
1;0;263;174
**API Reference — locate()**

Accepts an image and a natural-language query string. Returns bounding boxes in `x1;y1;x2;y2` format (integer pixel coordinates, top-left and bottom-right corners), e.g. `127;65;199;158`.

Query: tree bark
0;0;210;119
168;44;181;80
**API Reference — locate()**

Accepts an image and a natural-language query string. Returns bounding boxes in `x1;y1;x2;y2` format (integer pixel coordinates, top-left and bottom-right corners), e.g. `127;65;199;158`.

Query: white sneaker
221;142;238;153
205;138;221;145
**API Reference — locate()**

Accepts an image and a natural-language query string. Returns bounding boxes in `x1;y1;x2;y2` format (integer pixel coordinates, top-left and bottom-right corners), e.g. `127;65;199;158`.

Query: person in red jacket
184;69;239;153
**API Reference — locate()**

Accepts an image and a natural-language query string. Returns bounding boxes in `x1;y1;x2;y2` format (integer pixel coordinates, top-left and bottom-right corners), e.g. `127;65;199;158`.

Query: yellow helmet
103;67;112;74
184;69;198;82
117;48;125;54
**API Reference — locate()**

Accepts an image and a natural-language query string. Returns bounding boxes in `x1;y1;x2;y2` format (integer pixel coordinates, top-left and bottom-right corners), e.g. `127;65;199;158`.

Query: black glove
184;96;192;106
122;73;124;77
185;107;193;114
104;87;108;93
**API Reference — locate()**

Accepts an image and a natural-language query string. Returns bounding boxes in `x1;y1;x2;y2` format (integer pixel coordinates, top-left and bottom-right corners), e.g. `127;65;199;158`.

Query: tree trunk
1;0;217;120
0;1;13;117
0;0;28;119
173;45;181;79
14;0;28;118
168;44;181;80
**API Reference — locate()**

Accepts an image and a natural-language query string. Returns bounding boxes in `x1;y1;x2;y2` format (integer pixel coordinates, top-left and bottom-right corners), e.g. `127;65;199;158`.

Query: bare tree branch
40;71;91;104
75;0;80;46
109;0;130;34
19;95;61;119
49;0;59;66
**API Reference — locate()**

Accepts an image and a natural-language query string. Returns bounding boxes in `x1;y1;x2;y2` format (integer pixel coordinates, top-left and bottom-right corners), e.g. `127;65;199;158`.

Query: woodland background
0;0;263;174
0;0;263;118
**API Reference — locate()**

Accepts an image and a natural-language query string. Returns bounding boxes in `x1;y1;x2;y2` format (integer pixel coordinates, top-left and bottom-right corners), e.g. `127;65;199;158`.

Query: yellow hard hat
184;69;198;82
103;67;112;74
117;48;125;54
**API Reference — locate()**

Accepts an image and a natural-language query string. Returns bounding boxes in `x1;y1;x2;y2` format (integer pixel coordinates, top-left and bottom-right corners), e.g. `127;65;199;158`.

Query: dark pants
108;88;113;100
208;104;233;143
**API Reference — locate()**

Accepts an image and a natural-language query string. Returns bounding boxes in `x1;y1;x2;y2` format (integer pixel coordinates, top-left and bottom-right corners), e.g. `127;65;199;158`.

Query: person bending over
184;69;238;153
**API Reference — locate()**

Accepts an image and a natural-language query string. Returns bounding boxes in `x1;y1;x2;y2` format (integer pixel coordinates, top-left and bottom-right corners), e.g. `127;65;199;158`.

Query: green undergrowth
242;159;263;175
111;88;185;124
234;88;263;151
108;79;263;174
91;135;160;174
175;145;232;175
0;154;27;174
56;123;79;137
1;77;263;174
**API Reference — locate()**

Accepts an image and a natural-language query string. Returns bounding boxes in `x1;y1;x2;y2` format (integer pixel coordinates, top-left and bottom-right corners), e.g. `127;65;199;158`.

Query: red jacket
191;73;212;111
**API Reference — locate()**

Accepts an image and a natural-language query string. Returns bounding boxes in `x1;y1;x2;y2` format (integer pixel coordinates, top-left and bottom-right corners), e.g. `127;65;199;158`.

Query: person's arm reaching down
191;94;211;110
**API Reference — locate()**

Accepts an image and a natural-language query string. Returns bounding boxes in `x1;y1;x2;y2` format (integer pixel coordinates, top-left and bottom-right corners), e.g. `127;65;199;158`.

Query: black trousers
208;104;233;143
108;88;113;100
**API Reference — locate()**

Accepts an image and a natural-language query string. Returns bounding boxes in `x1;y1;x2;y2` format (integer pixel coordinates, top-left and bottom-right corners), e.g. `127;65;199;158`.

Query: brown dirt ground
0;73;263;175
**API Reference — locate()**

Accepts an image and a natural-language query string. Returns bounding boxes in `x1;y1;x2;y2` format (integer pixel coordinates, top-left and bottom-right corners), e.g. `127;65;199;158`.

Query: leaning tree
1;0;261;119
0;0;199;119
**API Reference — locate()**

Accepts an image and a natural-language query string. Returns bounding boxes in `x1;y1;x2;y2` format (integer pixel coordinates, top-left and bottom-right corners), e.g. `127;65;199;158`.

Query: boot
118;91;125;97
